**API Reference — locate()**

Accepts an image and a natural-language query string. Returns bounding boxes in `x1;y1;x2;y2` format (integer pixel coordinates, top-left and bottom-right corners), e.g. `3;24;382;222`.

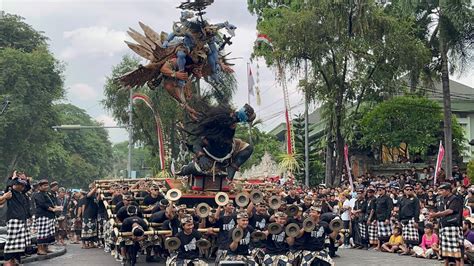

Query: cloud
68;83;98;101
95;114;117;127
60;26;128;59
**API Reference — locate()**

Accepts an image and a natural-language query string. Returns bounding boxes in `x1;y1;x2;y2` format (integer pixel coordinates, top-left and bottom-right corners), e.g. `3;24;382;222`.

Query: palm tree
395;0;473;177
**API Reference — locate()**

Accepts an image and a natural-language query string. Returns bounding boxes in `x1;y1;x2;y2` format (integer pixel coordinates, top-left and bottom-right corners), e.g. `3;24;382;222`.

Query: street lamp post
127;88;133;179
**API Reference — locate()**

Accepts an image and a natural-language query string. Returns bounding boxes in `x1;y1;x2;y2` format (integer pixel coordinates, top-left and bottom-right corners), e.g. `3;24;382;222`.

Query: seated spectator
412;223;439;259
463;220;474;244
381;227;407;253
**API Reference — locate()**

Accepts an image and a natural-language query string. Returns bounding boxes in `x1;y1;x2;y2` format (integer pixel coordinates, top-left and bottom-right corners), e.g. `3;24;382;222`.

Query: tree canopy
0;34;64;179
0;14;113;187
39;104;113;188
248;0;430;185
358;96;465;160
234;124;283;171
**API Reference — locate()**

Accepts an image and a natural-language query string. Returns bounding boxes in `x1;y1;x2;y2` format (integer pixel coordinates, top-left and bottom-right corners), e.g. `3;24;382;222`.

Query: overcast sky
2;0;473;144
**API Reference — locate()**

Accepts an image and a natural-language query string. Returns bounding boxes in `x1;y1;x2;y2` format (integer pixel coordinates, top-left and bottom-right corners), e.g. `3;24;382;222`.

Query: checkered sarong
224;254;257;266
81;217;98;240
97;217;105;239
358;222;367;239
166;254;207;266
401;218;419;244
368;221;378;244
36;216;55;244
4;219;29;254
103;220;114;245
263;254;292;266
250;247;265;264
377;220;392;240
287;250;302;265
300;250;334;266
440;226;463;259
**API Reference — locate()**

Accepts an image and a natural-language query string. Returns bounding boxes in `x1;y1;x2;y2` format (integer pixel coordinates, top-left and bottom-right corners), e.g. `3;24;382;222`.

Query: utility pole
304;59;309;187
127;89;133;179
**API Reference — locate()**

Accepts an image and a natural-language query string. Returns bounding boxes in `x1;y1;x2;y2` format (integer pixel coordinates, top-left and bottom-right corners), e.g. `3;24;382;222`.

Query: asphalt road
27;244;441;266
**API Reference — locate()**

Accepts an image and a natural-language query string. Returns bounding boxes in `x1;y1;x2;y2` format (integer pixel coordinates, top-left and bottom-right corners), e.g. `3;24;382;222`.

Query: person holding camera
429;183;464;266
2;178;31;266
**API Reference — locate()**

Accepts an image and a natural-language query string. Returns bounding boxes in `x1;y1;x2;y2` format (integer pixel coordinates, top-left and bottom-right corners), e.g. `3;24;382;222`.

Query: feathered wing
139;22;162;47
118;22;177;88
119;63;161;88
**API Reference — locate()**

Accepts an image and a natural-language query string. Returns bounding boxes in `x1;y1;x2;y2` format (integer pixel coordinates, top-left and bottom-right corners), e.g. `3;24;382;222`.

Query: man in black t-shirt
81;183;99;248
285;189;300;205
143;183;164;212
224;212;256;265
3;178;31;265
119;215;148;265
262;211;295;265
34;179;60;254
301;196;313;213
375;185;393;247
248;202;270;231
429;183;463;265
116;198;143;223
299;206;334;266
214;200;236;264
167;214;206;266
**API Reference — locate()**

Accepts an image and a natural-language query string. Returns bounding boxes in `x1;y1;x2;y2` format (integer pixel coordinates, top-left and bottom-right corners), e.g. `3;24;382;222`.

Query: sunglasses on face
405;189;413;191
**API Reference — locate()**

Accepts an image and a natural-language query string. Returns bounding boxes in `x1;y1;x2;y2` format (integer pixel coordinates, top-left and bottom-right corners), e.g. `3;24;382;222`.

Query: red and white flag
247;64;255;96
434;141;445;185
256;33;273;48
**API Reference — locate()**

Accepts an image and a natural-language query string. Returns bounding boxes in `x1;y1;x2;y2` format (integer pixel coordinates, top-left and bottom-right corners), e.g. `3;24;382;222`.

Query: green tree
248;1;430;186
0;14;48;52
0;40;64;179
392;0;474;178
111;141;154;178
468;160;474;183
40;104;113;188
234;124;282;171
358;96;465;160
292;114;325;185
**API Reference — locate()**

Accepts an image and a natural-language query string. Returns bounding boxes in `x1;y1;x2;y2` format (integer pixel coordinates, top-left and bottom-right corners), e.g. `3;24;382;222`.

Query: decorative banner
170;159;175;177
434;141;445;185
132;93;166;170
344;144;354;192
285;109;293;155
256;59;261;106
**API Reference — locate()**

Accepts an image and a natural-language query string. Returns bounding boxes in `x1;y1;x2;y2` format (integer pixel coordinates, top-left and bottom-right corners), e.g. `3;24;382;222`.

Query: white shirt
341;199;351;221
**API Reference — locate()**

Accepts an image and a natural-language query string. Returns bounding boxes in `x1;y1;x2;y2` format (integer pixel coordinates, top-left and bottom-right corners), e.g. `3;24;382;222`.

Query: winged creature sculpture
118;11;236;117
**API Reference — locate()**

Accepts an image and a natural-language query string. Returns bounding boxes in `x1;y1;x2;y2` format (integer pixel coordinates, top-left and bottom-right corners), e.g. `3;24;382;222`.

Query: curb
0;247;67;264
24;247;67;263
